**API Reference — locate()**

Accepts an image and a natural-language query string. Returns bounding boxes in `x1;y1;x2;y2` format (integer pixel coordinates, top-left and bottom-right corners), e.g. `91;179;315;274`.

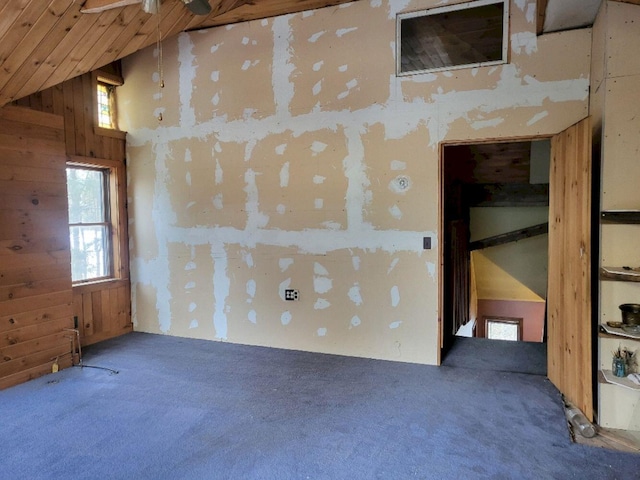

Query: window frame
67;156;127;285
92;70;126;140
484;316;523;341
396;0;509;76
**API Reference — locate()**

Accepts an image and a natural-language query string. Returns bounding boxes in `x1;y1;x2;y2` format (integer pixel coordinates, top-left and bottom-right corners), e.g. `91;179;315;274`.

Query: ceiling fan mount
81;0;213;16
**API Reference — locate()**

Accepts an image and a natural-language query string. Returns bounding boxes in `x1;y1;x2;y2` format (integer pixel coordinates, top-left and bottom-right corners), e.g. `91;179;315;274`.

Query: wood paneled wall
12;68;132;350
14;72;125;160
0;106;75;389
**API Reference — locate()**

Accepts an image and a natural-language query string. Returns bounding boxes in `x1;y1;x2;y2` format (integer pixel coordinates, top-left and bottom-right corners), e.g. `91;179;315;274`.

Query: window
97;82;115;129
93;69;124;136
484;317;523;341
397;0;508;75
67;166;112;283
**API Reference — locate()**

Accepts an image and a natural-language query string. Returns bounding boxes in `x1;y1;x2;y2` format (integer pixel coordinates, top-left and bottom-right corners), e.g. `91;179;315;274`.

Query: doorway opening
440;138;550;374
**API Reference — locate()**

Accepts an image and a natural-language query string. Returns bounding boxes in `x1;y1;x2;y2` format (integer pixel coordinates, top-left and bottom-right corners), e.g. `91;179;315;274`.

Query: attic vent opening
397;0;508;76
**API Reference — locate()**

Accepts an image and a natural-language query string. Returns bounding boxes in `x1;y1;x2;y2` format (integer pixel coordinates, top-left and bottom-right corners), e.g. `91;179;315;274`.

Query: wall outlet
284;289;299;301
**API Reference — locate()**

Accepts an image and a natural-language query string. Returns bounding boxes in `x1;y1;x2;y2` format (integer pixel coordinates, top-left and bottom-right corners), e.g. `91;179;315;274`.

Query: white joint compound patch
279;258;294;272
389;205;402;219
280;162;290;187
212;193;223;210
511;32;537;55
308;31;325;43
390;160;406;171
279;278;291;301
336;27;357;37
314;275;333;294
246;279;256;298
527;111;549;126
348;283;363;306
212;250;229;339
391;286;400;307
314;262;329;276
387;258;399;274
314;298;331;309
178;33;196;127
311;141;328;154
281;311;292;325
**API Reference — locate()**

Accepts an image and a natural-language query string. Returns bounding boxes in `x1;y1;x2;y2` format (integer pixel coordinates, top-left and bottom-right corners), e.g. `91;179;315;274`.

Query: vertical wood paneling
547;117;592;420
13;68;132;349
0;105;74;390
82;293;94;338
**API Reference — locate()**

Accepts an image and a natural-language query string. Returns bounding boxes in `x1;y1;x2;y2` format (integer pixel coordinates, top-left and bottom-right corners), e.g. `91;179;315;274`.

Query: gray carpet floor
443;336;547;375
1;332;638;479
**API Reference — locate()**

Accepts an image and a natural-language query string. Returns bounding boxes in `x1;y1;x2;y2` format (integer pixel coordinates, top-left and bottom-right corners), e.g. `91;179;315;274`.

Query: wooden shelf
599;324;640;341
600;370;640;391
601;210;640;224
601;267;640;282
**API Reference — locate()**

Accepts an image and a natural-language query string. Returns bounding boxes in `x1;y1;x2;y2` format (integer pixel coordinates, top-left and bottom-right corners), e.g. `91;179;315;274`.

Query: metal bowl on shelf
619;303;640;326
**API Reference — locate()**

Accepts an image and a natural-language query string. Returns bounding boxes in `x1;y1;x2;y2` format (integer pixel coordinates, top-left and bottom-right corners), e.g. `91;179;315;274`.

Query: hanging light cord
156;0;164;121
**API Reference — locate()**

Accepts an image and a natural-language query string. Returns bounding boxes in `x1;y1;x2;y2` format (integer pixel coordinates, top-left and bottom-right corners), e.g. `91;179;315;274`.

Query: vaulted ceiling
0;0;636;108
0;0;353;106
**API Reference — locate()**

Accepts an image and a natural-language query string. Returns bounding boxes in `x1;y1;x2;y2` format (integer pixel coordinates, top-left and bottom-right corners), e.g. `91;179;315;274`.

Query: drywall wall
118;0;590;364
592;1;640;431
470;206;548;301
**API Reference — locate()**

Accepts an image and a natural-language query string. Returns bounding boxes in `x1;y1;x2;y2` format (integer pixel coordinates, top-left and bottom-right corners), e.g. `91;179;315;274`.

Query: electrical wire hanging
155;0;164;122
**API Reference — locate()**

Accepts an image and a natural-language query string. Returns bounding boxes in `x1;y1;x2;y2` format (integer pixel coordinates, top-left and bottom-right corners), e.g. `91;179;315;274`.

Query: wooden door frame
437;133;552;365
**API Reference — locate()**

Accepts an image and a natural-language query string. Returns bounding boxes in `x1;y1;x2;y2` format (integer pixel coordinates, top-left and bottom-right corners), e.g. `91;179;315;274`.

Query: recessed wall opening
397;0;508;75
440;138;551;375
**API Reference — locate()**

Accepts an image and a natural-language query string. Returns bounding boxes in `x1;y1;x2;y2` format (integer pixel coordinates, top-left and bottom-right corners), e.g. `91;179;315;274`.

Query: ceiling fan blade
81;0;142;13
183;0;212;15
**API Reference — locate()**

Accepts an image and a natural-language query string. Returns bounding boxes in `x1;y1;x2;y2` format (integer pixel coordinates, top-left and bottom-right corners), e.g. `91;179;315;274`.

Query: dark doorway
440;139;550;369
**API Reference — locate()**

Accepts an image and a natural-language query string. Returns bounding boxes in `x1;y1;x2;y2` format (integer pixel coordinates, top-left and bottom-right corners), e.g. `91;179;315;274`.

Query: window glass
486;319;521;341
66;167;111;282
97;83;113;129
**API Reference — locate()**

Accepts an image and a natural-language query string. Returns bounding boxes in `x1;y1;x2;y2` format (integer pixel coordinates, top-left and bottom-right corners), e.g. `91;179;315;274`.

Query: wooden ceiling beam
537;0;548;35
469;223;549;251
467;183;549;207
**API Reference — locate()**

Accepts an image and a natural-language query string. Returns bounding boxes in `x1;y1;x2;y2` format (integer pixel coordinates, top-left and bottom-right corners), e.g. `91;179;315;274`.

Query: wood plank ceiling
0;0;352;107
2;0;639;108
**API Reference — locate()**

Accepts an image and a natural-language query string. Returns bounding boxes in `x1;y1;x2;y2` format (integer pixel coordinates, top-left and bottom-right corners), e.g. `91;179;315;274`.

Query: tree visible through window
67;166;111;282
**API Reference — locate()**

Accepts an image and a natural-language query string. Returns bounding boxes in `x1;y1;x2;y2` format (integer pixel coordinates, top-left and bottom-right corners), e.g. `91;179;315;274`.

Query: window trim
92;70;126;138
67;156;127;285
396;0;509;76
484;316;523;341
